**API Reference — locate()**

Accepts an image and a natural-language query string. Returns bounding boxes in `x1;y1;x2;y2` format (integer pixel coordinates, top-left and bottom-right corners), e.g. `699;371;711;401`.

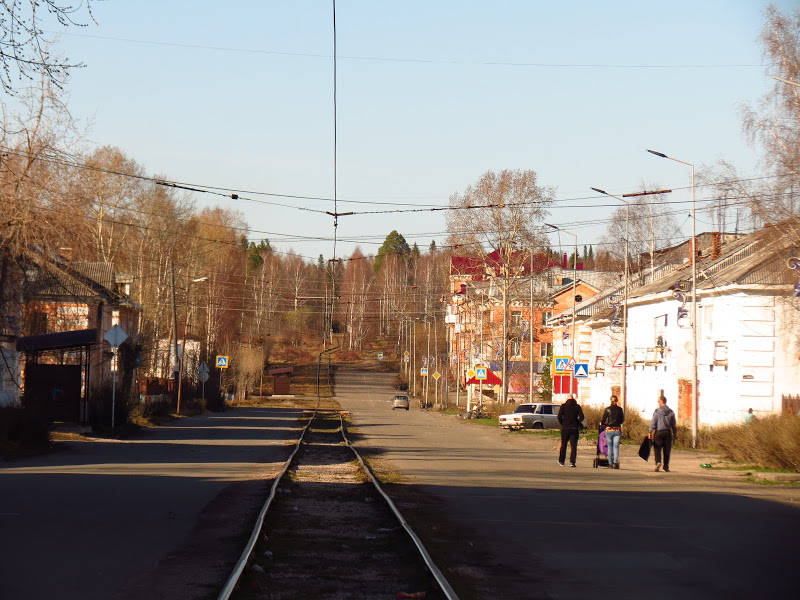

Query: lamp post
177;276;209;415
544;223;577;398
591;188;630;410
647;148;698;448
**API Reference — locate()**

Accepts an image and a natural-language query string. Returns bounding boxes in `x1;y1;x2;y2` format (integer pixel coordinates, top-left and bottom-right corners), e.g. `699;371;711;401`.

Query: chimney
563;253;567;269
711;232;721;260
460;283;467;295
689;236;701;265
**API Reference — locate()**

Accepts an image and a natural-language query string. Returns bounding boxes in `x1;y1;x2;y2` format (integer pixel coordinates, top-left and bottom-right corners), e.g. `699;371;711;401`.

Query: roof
268;367;294;375
17;328;98;352
550;218;799;326
23;259;141;309
451;251;560;280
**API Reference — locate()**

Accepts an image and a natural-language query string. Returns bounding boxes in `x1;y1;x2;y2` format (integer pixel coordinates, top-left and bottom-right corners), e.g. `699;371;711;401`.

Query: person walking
648;396;677;472
557;395;585;467
601;394;624;469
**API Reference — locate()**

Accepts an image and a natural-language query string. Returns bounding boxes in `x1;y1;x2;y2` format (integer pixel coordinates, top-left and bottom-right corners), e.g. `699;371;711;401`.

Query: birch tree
446;169;555;402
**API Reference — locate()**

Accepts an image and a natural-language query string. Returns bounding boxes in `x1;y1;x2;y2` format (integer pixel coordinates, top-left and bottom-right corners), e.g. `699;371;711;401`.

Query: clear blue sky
49;0;792;261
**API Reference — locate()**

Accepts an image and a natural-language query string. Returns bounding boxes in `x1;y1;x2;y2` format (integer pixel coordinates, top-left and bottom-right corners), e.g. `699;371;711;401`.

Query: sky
39;0;795;262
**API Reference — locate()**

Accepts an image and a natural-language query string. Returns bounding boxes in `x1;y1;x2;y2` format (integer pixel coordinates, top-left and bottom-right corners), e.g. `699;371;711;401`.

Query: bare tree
601;185;678;275
702;4;800;233
446;169;554;402
72;146;144;263
339;248;374;350
0;0;96;94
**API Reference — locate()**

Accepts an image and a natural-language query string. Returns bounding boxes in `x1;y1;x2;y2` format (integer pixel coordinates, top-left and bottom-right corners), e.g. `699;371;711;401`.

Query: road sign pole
111;348;117;429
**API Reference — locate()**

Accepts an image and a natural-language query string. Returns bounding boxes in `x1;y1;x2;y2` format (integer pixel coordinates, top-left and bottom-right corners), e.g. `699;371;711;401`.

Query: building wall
618;290;798;427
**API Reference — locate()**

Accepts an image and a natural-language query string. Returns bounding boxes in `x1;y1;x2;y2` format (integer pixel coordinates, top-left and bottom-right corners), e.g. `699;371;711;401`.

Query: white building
555;222;800;427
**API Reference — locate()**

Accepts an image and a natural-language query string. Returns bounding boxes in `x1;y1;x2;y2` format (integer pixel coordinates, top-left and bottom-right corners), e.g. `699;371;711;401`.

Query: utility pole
170;259;179;390
529;247;535;402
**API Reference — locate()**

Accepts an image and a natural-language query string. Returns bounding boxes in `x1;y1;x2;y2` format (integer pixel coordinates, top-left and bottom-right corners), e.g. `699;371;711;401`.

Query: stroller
593;424;610;468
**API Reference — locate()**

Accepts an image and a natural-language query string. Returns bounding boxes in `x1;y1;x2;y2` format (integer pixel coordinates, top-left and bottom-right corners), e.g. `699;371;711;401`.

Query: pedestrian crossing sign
421;367;428;376
475;367;487;380
554;356;571;374
216;355;229;369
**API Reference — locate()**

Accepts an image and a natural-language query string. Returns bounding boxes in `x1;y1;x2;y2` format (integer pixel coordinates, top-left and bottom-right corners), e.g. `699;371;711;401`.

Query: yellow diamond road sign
433;371;441;380
467;369;476;379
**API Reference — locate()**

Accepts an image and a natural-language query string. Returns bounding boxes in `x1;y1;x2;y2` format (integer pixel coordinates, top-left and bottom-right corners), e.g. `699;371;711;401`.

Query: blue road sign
554;356;570;373
476;367;488;380
216;355;229;369
574;363;589;378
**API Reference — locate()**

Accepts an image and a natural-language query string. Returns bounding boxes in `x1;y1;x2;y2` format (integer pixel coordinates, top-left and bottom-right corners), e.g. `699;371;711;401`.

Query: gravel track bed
233;410;444;600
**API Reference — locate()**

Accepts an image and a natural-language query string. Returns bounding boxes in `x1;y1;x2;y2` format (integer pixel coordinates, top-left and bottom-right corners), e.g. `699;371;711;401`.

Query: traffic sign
566;357;576;371
198;370;209;383
466;369;476;379
404;351;409;357
574;363;589;378
103;324;128;348
433;371;441;380
216;355;229;369
612;351;625;368
475;367;487;380
420;367;428;376
554;356;571;374
377;352;383;361
199;361;210;374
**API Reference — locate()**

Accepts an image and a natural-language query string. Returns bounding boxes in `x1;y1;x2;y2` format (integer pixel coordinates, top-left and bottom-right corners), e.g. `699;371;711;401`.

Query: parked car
499;403;561;430
392;395;410;410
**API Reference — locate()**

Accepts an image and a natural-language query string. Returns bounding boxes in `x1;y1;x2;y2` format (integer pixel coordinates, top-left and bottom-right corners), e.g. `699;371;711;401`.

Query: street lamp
590;186;673;412
591;188;630;410
544;223;577;398
647;148;698;448
177;276;209;415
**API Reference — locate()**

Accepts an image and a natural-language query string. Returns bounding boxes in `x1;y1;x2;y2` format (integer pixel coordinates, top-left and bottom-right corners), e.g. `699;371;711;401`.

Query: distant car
392;395;410;410
499;403;561;430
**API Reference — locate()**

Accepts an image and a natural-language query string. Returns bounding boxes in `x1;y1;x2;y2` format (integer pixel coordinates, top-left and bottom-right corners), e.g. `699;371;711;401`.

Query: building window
713;341;728;366
30;311;48;335
510;339;522;357
511;310;523;329
654;314;667;348
539;342;552;357
594;356;606;370
541;311;552;326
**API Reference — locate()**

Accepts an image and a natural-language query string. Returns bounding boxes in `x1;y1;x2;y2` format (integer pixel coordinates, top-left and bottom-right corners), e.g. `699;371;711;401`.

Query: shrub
706;415;800;472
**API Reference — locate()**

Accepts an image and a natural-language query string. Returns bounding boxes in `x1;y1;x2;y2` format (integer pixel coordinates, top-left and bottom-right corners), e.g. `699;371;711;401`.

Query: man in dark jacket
648;396;678;472
557;396;585;467
601;395;625;469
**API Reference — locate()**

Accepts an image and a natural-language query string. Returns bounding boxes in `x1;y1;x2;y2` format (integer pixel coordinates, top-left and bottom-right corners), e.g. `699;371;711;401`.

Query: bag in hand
638;436;652;461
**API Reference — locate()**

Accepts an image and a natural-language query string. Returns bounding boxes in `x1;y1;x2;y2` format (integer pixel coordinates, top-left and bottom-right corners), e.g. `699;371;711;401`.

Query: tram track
219;402;457;600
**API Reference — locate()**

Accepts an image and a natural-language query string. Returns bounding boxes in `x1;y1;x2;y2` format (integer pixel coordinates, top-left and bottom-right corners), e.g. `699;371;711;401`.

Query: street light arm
647;148;693;168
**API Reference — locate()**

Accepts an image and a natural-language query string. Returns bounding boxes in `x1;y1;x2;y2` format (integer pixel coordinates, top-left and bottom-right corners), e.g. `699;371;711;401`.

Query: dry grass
705;415;800;472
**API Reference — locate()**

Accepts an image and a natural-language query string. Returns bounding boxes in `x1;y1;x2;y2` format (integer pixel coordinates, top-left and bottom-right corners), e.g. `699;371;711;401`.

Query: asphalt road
0;407;302;600
335;367;800;600
3;370;799;600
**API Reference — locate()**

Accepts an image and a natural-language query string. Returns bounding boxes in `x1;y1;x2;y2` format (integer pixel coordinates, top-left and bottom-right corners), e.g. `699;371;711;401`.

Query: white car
499;403;561;430
392;395;410;410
